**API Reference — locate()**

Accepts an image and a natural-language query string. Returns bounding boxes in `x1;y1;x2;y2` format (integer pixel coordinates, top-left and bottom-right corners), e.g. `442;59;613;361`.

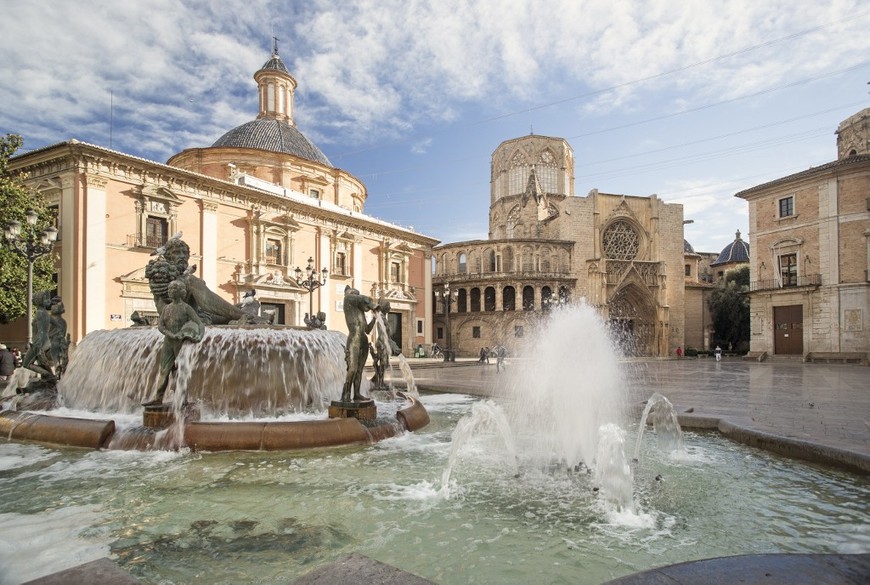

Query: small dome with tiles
711;230;750;266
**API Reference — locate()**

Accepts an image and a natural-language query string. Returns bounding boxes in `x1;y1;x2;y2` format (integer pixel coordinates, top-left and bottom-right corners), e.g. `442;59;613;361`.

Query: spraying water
439;400;517;499
634;392;685;460
439;302;635;512
500;302;627;470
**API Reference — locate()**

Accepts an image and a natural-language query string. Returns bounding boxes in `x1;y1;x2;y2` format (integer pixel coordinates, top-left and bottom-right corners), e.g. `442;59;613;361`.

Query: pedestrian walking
496;345;507;373
714;345;722;362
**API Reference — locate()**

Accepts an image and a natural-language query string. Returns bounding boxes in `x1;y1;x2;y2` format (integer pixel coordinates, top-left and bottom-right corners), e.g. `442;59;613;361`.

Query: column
201;201;218;289
84;176;107;334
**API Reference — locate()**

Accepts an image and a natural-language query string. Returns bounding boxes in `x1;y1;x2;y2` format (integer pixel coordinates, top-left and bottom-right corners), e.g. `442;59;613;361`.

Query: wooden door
773;305;803;355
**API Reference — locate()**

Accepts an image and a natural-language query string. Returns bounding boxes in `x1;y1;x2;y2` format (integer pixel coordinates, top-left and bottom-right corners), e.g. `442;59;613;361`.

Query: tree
708;265;750;352
0;134;56;324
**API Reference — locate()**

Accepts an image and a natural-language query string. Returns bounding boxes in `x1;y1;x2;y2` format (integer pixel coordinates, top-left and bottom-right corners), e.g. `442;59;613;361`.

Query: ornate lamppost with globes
542;287;569;312
3;209;58;346
435;282;458;361
294;256;328;328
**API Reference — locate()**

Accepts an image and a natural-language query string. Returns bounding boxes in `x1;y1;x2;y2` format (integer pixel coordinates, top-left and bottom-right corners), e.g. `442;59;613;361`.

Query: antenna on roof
109;90;113;149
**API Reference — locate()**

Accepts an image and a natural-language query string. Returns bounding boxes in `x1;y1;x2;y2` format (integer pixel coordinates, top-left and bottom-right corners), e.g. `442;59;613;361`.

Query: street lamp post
3;209;58;347
542;288;569;312
294;256;328;327
435;282;458;362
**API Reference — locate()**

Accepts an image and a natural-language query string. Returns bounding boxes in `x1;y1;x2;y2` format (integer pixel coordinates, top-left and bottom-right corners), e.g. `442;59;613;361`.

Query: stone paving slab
21;557;141;585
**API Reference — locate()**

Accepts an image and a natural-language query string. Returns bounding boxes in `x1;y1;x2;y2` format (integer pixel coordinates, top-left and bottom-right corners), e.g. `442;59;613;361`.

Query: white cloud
2;0;868;184
411;138;432;155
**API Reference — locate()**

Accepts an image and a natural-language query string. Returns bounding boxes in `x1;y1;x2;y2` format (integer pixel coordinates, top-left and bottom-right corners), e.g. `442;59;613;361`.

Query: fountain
0;237;429;451
0;299;867;584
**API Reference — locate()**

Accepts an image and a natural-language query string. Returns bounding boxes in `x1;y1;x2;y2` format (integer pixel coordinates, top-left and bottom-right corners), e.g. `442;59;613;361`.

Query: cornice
10;140;439;247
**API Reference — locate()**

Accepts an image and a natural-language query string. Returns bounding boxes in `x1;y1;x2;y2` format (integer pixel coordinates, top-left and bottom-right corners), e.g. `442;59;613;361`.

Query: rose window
602;220;640;260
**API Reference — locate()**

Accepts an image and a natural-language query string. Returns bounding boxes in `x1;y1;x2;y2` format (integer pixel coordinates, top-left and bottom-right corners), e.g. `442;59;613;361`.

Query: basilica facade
432;135;686;357
2;47;438;354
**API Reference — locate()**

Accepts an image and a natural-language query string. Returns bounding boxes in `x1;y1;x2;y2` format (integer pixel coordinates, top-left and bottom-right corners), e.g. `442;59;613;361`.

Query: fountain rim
0;392;430;452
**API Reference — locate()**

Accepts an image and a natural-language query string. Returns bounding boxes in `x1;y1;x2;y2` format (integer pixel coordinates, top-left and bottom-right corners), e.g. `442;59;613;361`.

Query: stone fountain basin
0;393;430;451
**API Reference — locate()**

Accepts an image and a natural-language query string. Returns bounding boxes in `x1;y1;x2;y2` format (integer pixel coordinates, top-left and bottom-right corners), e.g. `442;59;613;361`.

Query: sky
1;0;869;254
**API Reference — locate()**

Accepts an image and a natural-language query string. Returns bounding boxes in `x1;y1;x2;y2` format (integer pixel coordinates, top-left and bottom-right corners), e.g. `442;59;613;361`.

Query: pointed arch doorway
607;282;658;356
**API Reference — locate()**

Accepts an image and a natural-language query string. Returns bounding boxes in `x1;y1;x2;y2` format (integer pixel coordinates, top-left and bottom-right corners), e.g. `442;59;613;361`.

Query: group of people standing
479;345;508;372
0;344;23;383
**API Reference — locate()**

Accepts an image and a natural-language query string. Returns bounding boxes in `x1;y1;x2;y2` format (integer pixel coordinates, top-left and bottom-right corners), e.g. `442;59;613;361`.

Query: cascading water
394;355;419;397
58;326;348;417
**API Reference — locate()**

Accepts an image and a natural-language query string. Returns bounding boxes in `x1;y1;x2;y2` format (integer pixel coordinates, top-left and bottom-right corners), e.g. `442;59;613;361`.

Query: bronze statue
49;297;70;379
144;279;205;406
145;237;268;325
369;299;391;390
22;291;56;380
340;286;379;402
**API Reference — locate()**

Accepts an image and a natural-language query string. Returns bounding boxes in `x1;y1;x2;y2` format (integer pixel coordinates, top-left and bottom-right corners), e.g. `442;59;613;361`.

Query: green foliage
708;265;750;352
0;134;56;324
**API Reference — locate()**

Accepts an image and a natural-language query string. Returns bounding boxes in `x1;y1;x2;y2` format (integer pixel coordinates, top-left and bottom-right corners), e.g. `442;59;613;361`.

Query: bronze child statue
144;279;205;406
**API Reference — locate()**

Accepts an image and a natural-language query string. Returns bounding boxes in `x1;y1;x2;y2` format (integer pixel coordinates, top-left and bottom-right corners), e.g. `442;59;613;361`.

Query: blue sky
2;0;868;253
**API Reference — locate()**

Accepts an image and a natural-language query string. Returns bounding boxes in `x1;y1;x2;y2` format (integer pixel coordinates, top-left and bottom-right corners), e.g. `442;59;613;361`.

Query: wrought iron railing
127;234;167;249
748;273;821;292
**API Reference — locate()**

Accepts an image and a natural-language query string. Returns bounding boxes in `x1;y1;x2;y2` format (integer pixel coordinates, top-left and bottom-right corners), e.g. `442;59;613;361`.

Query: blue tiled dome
259;54;289;74
711;230;749;266
212;119;332;167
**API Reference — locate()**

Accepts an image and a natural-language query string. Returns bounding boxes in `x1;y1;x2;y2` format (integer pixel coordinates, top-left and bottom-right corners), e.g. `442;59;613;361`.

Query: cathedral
432;134;686;357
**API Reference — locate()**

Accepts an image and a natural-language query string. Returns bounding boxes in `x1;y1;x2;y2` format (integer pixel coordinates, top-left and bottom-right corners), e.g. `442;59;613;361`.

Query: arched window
522;286;535;311
487;249;496;272
458;253;467;274
503;286;516;311
484;287;496;311
507;205;521;238
457;289;468;313
470;288;481;312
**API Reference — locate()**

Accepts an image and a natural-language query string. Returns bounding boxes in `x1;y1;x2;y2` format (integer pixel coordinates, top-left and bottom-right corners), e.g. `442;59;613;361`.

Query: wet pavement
408;357;870;469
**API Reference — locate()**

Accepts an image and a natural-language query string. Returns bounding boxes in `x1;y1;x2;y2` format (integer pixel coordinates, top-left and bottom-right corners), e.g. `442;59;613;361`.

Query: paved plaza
408;357;870;471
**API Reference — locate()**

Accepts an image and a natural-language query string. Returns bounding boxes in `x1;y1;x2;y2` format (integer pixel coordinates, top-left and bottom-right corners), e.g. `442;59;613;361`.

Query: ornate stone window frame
251;211;299;275
134;184;181;249
381;240;414;293
770;237;804;287
602;218;646;261
330;230;355;278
